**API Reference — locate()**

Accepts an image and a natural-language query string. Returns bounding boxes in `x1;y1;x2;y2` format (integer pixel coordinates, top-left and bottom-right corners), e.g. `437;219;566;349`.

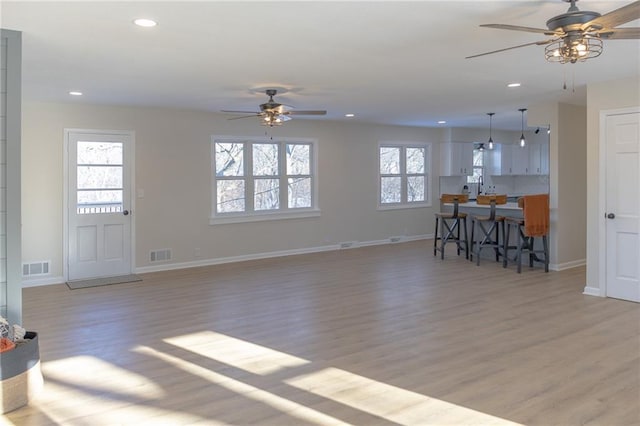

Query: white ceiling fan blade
583;1;640;31
466;39;557;59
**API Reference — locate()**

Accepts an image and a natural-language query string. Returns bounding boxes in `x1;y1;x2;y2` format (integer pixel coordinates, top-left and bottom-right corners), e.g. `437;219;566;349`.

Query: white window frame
467;146;484;184
210;135;320;225
377;141;432;210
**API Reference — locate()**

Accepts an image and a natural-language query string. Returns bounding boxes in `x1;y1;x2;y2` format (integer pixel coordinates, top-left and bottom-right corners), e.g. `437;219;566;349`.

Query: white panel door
67;131;133;281
606;112;640;302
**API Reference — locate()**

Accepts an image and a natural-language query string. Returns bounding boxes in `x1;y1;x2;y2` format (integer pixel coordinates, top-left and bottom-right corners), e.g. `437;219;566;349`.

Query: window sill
210;209;321;225
377;202;432;211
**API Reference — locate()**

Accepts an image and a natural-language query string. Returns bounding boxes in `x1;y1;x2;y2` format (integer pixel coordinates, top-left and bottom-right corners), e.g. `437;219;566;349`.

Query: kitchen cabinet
440;142;473;176
528;141;549;175
491;144;517;176
510;144;529;175
496;143;548;176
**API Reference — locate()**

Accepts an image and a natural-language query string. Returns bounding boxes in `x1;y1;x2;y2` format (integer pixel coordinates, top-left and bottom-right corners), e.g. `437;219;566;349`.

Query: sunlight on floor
17;356;210;425
31;379;208;425
164;331;310;375
8;332;523;424
161;331;522;425
134;345;348;425
286;367;523;425
42;355;165;400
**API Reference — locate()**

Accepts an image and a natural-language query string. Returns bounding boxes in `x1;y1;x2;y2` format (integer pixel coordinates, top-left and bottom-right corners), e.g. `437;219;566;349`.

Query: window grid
213;138;316;220
379;143;430;207
467;148;484;184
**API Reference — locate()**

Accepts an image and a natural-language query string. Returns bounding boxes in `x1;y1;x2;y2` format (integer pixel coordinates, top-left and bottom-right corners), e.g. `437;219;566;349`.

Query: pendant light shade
487;112;495;150
519;108;527;147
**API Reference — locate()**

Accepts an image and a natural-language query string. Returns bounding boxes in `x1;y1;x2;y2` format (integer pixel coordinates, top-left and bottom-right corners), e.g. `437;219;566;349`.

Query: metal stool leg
433;216;439;256
543;235;549;272
463;217;469;259
456;218;461;256
503;221;510;268
516;224;524;273
494;221;500;262
470;219;475;262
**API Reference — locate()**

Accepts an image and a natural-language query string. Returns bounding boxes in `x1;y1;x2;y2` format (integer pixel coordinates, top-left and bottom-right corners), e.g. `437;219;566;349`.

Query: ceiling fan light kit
467;0;640;64
544;35;603;63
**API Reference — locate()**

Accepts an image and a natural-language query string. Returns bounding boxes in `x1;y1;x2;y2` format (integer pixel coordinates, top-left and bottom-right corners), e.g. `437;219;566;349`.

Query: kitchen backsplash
439;175;549;198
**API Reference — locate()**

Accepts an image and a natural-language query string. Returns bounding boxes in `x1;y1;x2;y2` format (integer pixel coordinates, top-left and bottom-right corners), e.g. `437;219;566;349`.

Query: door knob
607;213;615;219
123;210;129;216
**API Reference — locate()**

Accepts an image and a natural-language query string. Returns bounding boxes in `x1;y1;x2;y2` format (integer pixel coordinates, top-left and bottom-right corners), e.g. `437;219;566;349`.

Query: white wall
585;75;640;296
22;101;444;283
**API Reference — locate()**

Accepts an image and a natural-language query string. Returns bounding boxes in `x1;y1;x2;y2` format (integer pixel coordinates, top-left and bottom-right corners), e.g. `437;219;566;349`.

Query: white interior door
605;112;639;302
67;131;133;281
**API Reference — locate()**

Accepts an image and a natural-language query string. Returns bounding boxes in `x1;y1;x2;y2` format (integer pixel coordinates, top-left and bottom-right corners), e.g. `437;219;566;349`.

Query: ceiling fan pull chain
562;64;567;90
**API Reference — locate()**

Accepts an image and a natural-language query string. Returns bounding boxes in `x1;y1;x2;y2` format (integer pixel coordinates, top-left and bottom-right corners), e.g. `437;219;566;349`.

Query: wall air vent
22;261;51;276
150;248;172;262
339;241;358;249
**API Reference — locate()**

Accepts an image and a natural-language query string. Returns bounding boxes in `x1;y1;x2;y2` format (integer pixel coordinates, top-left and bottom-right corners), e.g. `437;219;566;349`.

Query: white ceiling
2;0;639;130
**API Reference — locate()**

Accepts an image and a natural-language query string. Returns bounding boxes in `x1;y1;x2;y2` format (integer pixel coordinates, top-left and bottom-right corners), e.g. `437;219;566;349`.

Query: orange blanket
0;337;15;353
523;194;549;237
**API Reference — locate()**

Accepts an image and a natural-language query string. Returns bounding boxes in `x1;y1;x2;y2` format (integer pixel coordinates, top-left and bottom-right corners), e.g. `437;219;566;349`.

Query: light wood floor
4;240;639;425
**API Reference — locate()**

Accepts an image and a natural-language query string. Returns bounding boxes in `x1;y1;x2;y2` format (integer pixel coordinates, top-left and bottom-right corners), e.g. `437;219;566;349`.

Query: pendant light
487;112;495;150
518;108;527;147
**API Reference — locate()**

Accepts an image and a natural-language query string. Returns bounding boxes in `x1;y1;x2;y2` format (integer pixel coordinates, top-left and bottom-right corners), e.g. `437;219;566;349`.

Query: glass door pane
76;141;123;214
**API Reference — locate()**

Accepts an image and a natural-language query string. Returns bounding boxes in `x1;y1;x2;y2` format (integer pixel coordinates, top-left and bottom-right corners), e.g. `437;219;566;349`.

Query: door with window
605;111;639;302
66;130;133;281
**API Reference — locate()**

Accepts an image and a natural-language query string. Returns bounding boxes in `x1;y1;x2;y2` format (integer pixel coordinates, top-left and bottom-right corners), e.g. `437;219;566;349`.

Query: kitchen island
439;198;546;266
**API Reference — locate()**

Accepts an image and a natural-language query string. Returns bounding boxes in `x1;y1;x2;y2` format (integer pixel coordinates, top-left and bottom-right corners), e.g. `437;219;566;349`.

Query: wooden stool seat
472;214;505;222
434;194;469;260
435;212;468;220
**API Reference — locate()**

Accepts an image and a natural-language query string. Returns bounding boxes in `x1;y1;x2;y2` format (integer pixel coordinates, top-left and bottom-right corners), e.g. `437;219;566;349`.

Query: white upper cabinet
528;141;549;175
498;144;512;175
511;144;530;175
494;142;548;176
440;142;473;176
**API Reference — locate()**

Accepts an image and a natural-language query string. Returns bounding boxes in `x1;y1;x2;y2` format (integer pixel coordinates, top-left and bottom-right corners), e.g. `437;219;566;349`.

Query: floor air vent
22;261;50;277
150;249;172;262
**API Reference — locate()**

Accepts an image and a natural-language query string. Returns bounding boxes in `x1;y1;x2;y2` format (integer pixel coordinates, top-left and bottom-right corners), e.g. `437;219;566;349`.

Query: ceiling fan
222;89;327;127
467;0;640;63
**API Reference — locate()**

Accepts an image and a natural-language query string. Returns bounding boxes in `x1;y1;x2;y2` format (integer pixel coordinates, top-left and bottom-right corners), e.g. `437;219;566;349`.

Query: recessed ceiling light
134;18;157;27
345;113;355;118
69;91;83;96
507;83;521;88
438;120;447;124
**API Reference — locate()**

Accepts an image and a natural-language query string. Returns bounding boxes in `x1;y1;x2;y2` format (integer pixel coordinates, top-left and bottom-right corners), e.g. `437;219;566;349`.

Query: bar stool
470;194;507;266
504;194;550;273
434;194;469;259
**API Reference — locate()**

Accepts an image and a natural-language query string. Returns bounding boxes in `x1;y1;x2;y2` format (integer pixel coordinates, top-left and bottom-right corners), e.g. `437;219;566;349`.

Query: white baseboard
21;275;65;288
136;234;431;275
583;286;603;297
136;243;339;274
550;258;586;272
21;236;434;286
